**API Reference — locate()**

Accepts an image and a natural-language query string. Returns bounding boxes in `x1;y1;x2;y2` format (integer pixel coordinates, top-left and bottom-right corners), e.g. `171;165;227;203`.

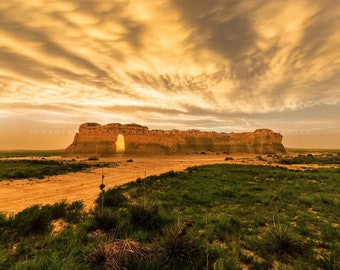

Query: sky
0;0;339;150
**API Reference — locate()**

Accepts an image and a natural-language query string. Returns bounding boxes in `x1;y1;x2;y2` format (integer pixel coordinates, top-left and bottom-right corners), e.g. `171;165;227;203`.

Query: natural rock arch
115;134;125;153
64;123;286;156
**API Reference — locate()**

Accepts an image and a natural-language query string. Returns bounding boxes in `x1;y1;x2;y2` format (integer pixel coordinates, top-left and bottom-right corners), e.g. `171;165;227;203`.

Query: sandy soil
0;153;336;215
0;155;227;214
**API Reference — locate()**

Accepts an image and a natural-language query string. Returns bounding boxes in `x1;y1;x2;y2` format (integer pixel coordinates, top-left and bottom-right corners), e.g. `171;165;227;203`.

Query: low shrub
90;208;119;232
129;199;164;230
259;219;307;263
0;212;8;238
12;205;52;236
0;213;7;227
46;200;68;220
95;187;126;209
40;200;84;224
159;220;205;269
65;200;84;223
84;239;149;269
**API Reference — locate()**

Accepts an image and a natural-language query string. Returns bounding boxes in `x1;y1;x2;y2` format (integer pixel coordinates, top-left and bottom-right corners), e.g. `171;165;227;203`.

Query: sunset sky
0;0;339;150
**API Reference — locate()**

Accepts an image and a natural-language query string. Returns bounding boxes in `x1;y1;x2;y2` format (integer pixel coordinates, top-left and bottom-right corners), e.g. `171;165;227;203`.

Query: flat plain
0;154;230;214
0;151;339;269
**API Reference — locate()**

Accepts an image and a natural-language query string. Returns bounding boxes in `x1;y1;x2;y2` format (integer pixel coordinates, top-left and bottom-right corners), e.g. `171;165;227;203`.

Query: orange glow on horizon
0;0;339;149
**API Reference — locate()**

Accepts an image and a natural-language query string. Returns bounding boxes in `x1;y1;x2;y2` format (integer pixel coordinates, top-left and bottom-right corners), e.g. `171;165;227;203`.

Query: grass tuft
84;238;149;269
158;219;205;269
129;199;165;230
89;207;120;233
11;205;52;236
95;187;126;209
260;217;308;262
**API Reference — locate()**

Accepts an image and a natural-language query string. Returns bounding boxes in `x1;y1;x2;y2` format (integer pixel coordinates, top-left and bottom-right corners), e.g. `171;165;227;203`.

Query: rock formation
64;123;286;156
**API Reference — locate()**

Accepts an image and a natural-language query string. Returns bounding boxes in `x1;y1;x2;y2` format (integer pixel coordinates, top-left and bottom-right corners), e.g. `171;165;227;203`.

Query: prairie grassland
0;159;117;180
0;161;339;269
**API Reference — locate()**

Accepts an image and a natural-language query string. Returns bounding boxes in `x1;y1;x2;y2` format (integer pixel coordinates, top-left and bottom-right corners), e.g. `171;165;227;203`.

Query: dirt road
1;153;329;215
0;155;229;214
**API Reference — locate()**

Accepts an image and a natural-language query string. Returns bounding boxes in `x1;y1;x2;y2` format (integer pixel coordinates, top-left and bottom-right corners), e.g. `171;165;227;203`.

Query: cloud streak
0;0;339;148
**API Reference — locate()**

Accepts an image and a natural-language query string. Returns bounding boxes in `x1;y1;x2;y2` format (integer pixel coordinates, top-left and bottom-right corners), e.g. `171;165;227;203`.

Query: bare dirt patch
1;153;335;215
0;155;227;214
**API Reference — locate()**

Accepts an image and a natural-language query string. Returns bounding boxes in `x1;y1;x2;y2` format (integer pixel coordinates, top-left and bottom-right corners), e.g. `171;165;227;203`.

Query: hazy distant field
0;149;64;158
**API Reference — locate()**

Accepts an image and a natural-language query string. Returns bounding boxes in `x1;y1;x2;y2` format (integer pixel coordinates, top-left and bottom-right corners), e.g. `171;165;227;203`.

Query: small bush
46;200;68;220
129;200;164;230
90;208;119;232
41;200;84;224
84;239;149;269
159;220;205;269
0;212;7;227
83;242;106;269
96;187;126;209
88;156;99;161
105;239;149;269
63;200;84;223
12;205;52;236
0;212;8;237
260;220;307;262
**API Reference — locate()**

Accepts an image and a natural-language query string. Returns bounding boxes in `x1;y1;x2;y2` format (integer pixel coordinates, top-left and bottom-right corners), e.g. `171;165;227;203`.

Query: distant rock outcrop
64;123;286;156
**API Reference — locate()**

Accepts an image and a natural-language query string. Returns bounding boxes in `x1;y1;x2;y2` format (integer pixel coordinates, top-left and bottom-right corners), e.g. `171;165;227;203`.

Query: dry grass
84;238;149;270
105;239;149;269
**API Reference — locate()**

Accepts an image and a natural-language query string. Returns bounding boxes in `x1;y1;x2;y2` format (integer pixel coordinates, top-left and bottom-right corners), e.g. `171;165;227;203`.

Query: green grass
277;153;340;165
0;163;339;269
0;160;117;180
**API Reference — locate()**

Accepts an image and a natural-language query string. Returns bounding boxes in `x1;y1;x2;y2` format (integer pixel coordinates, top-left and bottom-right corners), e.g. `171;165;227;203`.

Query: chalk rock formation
64;123;286;156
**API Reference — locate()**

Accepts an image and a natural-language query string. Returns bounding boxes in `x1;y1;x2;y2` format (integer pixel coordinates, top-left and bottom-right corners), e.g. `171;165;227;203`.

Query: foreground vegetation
0;160;117;180
0;164;339;269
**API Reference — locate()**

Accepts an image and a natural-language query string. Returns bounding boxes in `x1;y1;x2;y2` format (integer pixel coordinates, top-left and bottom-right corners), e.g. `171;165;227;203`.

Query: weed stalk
100;168;106;212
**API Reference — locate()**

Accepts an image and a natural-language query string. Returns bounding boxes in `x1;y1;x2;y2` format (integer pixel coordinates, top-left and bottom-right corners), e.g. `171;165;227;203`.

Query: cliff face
64;123;286;156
